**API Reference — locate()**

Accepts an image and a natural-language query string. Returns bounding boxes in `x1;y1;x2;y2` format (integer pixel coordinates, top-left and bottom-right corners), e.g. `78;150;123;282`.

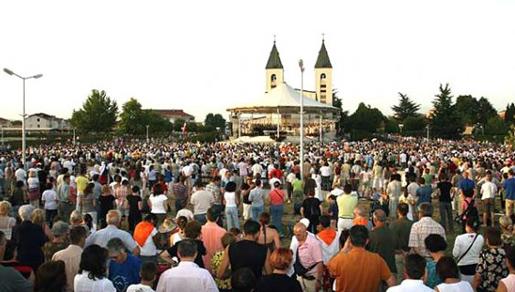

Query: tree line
70;90;226;136
335;83;514;142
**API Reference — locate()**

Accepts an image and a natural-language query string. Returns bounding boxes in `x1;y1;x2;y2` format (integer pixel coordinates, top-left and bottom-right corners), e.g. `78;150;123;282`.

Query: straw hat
158;218;176;233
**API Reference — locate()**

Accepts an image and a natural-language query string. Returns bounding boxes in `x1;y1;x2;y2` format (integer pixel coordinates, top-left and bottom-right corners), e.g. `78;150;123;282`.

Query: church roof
265;42;284;69
315;40;332;68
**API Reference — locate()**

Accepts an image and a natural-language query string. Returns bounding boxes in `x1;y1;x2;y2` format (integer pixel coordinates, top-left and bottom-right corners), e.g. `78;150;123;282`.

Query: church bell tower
265;37;284;92
314;37;333;105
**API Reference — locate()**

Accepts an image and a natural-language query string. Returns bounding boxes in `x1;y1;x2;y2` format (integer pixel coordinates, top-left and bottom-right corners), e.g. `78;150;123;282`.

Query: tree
391;93;420;121
454;95;480;125
204;113;226;131
476;97;497;125
346;103;385;138
403;114;427;133
119;98;146;135
429;83;463;139
504;103;515;125
505;125;515;148
385;117;399;133
118;98;172;135
332;90;346;135
173;118;186;132
485;116;508;137
71;89;118;133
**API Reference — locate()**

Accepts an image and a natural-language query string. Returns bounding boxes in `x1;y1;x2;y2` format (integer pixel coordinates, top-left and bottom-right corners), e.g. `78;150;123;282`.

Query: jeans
225;206;239;230
270;204;284;235
251;205;264;221
45;209;57;227
439;201;453;231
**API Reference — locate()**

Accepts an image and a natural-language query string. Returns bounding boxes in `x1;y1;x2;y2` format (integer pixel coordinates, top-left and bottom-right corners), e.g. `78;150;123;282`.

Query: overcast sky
1;0;514;122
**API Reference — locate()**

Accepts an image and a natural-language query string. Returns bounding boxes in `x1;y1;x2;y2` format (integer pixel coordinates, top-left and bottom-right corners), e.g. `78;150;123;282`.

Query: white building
25;113;70;130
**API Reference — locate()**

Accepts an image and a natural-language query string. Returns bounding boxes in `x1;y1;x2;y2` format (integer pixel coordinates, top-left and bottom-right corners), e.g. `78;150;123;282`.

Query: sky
1;0;514;122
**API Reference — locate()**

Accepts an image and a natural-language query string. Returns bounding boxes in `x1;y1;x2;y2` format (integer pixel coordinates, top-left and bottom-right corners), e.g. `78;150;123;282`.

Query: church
227;38;339;139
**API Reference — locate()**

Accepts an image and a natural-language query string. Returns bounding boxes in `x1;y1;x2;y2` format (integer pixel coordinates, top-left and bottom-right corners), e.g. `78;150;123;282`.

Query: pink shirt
269;189;285;206
297;234;323;276
201;222;227;272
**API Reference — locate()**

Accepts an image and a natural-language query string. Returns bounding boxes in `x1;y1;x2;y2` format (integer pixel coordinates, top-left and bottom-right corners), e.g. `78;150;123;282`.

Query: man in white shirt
156;239;217;292
386;254;432;292
480;171;497;227
190;182;215;224
127;262;157;292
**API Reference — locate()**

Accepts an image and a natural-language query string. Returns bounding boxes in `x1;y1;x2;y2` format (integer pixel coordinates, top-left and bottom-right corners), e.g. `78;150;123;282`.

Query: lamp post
426;124;430;140
3;68;43;169
299;59;305;179
399;123;404;136
72;128;76;146
1;126;4;147
146;125;150;143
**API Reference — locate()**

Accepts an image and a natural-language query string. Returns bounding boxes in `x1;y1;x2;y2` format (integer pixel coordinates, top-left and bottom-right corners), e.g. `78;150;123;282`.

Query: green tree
477;97;497;125
429;83;463;139
385;117;399;133
347;103;385;138
204;113;226;131
332;90;346;135
454;95;480;125
504;103;515;125
485;116;508;136
173;118;186;132
505;125;515;147
142;110;173;133
119;98;146;135
71;89;118;133
403;114;427;134
391;93;420;121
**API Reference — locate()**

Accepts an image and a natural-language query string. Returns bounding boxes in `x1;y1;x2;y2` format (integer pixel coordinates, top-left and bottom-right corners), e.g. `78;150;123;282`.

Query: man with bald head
291;222;323;292
369;209;397;277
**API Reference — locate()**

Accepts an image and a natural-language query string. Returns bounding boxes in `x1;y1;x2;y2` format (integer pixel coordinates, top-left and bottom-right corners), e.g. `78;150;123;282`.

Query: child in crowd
127;262;158;292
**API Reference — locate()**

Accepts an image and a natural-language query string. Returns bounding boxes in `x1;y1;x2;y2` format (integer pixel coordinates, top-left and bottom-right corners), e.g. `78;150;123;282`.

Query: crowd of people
0;137;514;292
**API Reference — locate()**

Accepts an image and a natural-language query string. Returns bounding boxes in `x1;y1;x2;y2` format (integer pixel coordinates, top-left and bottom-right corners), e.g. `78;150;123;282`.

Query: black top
229;240;268;279
242;190;251;205
99;195;116;214
167;239;206;268
12;221;47;271
255;273;302;292
437;181;453;202
126;195;142;215
302;197;321;226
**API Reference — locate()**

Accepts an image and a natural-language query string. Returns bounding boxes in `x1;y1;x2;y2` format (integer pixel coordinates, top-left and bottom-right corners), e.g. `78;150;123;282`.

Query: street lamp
399;123;404;136
146;125;150;143
3;68;43;169
298;59;305;179
426;124;430;140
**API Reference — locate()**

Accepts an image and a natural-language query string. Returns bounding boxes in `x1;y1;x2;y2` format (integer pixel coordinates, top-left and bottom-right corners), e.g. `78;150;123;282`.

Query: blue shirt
458;178;475;192
425;260;442;288
504;178;515;200
416;185;433;205
108;254;141;292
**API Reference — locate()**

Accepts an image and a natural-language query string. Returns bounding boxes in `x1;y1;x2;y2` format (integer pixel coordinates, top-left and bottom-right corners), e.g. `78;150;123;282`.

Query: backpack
461;199;480;226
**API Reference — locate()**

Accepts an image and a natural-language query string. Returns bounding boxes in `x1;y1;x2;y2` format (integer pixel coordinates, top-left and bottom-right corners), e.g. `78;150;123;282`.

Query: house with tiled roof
150;109;195;123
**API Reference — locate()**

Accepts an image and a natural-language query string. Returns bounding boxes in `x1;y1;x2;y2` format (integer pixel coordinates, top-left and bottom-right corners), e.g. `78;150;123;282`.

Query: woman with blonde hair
31;208;54;241
0;201;16;240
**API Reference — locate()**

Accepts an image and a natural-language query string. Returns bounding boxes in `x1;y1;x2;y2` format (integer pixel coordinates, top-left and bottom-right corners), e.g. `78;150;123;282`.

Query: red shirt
269;189;285;205
269;168;283;179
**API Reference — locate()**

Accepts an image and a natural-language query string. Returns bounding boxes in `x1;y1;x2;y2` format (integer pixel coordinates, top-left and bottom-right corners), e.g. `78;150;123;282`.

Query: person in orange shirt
328;225;396;292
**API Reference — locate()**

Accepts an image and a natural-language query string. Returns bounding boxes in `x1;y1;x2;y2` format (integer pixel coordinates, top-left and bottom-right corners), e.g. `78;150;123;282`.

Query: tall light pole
3;68;43;169
72;128;76;146
426;124;430;140
299;59;305;179
146;125;150;143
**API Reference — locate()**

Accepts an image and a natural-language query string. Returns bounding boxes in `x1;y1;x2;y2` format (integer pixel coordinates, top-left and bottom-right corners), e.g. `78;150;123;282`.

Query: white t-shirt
15;168;27;182
480;181;497;200
74;272;116;292
320;166;331;177
224;192;237;207
190;190;214;215
42;189;58;210
452;233;484;266
435;281;473;292
140;227;158;257
150;194;168;214
127;283;155;292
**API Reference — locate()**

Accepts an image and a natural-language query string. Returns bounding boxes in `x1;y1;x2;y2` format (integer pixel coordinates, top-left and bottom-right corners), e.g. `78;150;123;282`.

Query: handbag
293;247;319;279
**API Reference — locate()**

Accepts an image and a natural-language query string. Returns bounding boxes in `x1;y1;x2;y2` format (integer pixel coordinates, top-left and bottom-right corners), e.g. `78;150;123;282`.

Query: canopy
227;82;339;114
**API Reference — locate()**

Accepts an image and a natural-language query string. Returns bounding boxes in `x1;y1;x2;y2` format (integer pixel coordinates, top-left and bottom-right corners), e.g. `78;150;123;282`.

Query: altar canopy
227;82;339;114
